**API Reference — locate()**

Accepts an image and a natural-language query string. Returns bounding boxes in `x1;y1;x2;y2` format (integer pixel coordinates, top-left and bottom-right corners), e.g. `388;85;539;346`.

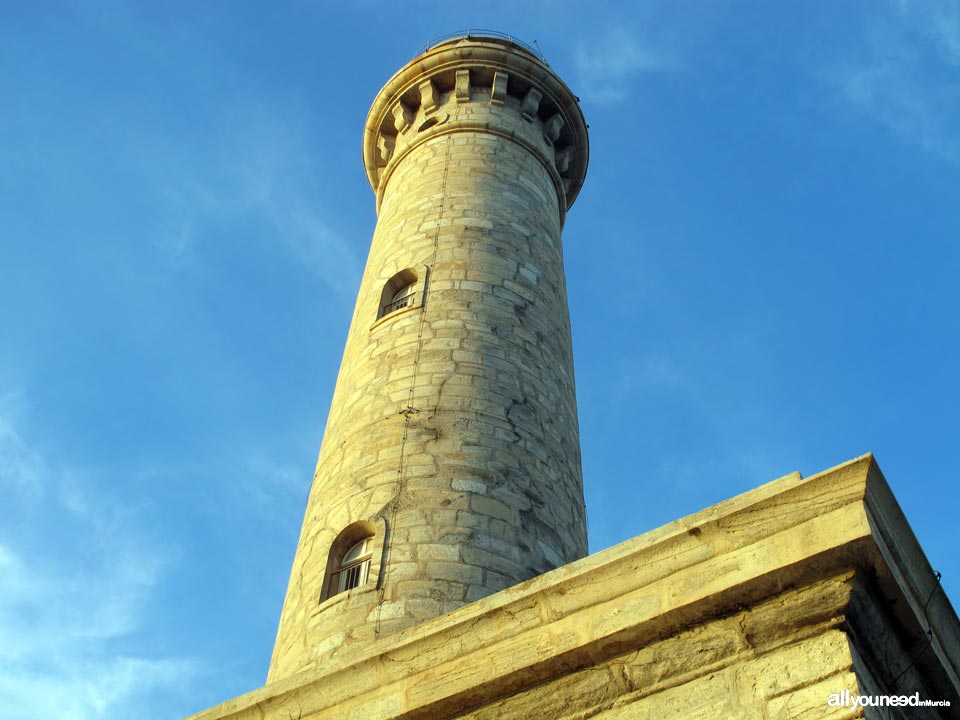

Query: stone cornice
362;36;589;217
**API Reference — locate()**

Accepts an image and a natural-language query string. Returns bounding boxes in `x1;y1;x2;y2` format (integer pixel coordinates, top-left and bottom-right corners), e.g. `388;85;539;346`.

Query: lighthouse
268;33;590;682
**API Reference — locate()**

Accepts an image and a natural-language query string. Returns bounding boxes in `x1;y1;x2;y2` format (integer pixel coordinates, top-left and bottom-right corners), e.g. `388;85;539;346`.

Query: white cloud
237;157;361;298
154;110;362;298
0;396;45;502
575;28;672;105
239;453;311;528
0;406;195;720
829;1;960;164
0;656;197;720
930;9;960;64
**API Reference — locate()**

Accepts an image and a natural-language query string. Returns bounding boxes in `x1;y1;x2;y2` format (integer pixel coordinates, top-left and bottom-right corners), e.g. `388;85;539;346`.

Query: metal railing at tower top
414;30;549;64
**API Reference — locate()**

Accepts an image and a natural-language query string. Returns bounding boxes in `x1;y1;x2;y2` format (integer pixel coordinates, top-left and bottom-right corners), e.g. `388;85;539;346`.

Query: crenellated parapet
363;35;589;220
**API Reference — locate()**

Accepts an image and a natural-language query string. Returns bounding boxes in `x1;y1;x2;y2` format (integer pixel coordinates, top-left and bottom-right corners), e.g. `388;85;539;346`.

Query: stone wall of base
187;455;959;720
458;574;864;720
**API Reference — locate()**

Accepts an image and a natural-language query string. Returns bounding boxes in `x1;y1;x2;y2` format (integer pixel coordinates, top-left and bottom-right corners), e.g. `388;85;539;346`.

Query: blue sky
2;2;958;718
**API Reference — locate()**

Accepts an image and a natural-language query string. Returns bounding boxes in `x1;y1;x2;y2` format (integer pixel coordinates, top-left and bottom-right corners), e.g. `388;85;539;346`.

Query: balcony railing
381;292;416;317
332;557;371;594
414;30;548;65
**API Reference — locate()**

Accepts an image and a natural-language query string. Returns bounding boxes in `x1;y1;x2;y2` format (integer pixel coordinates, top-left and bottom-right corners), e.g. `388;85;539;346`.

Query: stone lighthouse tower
267;33;590;681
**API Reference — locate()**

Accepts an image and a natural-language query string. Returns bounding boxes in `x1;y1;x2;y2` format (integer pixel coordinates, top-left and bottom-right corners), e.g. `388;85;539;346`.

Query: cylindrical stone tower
268;33;589;682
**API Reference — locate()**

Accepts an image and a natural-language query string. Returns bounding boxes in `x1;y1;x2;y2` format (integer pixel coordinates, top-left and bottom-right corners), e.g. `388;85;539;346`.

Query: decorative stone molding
376;134;395;164
521;87;542;120
455;69;470;102
491;71;508;105
391;103;412;134
543;113;563;144
418;79;438;114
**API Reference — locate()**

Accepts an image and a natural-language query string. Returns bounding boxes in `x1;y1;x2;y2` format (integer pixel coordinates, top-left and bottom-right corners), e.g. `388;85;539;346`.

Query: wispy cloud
575;28;673;105
152;109;362;297
929;8;960;64
0;394;45;503
234;151;361;297
236;452;311;528
0;404;195;720
607;347;787;488
829;1;960;164
0;653;196;720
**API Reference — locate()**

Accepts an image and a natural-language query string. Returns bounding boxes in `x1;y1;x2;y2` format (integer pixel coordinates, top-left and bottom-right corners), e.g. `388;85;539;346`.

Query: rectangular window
336;558;370;593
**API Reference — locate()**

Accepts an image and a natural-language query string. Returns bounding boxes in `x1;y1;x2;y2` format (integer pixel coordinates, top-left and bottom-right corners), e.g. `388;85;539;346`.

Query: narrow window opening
378;269;419;319
330;538;372;594
384;284;415;315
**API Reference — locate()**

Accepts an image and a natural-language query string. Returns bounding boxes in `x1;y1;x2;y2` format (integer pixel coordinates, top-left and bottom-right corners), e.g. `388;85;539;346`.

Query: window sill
314;584;379;615
370;301;420;331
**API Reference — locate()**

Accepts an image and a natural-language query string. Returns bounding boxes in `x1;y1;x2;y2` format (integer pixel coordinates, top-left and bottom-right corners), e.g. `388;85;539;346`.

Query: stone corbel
392;103;414;133
419;79;439;115
555;147;572;173
377;134;396;163
544;113;564;144
521;87;542;121
456;69;470;102
491;72;508;106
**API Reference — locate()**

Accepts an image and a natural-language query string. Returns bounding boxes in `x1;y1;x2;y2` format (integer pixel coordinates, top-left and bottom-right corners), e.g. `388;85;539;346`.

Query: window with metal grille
377;269;419;320
330;538;372;594
382;284;415;315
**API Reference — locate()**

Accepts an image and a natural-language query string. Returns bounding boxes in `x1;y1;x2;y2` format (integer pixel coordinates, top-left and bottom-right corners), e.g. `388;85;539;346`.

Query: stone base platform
188;455;959;719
